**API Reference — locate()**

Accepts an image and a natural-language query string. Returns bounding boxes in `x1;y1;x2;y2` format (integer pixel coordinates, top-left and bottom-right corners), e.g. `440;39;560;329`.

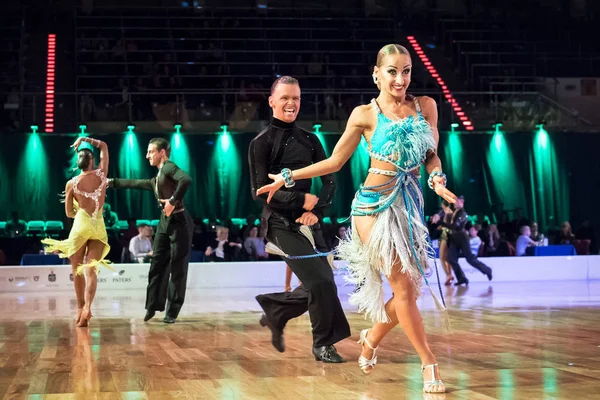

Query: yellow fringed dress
41;169;113;275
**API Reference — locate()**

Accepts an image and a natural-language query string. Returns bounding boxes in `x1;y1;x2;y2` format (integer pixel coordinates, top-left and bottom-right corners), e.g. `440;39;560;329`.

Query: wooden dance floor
0;281;599;399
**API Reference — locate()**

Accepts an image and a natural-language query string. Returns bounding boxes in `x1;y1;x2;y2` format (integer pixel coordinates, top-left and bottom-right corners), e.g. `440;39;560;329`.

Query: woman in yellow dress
42;136;110;327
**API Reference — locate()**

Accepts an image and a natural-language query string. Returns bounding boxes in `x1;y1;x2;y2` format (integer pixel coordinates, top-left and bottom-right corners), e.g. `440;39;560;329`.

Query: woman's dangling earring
372;74;378;85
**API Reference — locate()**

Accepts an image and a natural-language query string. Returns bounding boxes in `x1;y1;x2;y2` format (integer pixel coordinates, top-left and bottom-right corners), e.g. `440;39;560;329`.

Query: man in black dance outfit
110;138;193;324
248;76;350;362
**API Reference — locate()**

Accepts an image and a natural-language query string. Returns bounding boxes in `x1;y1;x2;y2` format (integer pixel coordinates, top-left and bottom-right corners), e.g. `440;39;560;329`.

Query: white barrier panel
584;255;600;280
0;256;598;293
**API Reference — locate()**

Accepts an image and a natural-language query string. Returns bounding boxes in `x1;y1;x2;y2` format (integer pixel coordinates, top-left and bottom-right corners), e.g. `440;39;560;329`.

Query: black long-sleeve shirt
111;160;192;212
249;118;335;234
441;207;468;233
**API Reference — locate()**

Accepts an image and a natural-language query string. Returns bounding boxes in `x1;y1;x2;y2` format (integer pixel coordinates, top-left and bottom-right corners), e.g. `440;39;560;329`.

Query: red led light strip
45;34;56;133
406;36;474;131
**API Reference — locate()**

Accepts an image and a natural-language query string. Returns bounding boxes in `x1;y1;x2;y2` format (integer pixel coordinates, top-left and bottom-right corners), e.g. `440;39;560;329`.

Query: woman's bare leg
77;240;104;327
354;215;444;392
284;264;293;292
439;240;453;284
69;246;87;323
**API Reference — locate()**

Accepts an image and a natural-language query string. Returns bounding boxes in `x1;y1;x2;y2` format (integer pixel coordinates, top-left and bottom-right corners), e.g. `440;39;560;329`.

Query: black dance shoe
313;345;345;363
163;316;176;324
259;314;285;353
455;278;469;286
143;310;155;322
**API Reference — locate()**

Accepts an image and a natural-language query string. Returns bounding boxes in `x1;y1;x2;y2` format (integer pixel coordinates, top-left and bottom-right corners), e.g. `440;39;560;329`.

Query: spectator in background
557;221;576;245
467;223;482;256
329;225;349;252
516;225;538;256
530;222;543;242
129;224;154;263
483;223;501;255
205;226;242;262
244;225;268;261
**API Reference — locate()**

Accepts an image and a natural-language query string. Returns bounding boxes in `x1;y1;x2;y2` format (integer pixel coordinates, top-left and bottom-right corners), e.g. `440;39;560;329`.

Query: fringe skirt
336;172;432;323
41;209;112;275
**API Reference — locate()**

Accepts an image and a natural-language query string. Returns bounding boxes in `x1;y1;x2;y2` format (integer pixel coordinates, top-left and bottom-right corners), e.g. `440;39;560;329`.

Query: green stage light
219;123;230;151
220;123;229;135
535;123;548;149
174;123;182;134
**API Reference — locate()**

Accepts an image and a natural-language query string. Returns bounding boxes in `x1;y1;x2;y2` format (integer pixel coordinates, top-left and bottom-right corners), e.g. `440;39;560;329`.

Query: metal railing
9;90;595;133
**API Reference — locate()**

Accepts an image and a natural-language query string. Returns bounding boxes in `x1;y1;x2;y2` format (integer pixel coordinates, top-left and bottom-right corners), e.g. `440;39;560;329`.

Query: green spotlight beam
530;125;569;231
210;125;241;217
18;133;50;218
487;126;525;214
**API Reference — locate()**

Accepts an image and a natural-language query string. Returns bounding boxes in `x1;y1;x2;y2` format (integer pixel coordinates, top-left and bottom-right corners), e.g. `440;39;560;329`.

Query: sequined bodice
72;169;107;219
368;98;436;172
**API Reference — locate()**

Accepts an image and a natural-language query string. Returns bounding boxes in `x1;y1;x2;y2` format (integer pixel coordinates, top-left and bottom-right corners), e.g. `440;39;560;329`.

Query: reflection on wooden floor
0;282;599;399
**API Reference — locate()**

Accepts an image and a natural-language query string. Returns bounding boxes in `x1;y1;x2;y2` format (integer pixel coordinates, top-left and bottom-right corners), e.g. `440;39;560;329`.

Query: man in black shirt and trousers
249;76;351;363
444;195;492;285
110;138;193;324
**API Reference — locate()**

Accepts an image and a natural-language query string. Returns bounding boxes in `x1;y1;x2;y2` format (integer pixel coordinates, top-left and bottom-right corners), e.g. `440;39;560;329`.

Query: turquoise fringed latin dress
336;96;440;323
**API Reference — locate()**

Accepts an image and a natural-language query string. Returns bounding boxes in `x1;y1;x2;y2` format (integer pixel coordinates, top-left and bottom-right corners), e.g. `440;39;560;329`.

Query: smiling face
269;82;301;123
373;53;412;98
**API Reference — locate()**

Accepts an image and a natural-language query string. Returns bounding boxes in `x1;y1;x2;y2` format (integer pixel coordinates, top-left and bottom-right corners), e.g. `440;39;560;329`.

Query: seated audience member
483;223;501;254
530;221;543;242
468;223;482;256
244;225;268;261
516;225;538;256
129;224;154;263
329;225;349;251
205;226;242;262
557;221;575;245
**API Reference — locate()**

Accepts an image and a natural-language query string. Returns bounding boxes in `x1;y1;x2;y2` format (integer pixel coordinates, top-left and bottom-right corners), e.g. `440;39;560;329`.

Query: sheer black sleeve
248;136;305;210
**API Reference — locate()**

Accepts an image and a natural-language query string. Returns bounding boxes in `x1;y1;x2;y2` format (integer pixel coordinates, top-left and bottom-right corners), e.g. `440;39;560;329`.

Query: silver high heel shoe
422;363;446;393
357;329;378;375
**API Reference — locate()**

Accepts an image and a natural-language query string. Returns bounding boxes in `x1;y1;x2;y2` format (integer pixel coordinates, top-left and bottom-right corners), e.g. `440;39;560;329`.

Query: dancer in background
444;195;493;285
42;136;111;327
431;199;455;285
257;45;456;393
110;138;193;324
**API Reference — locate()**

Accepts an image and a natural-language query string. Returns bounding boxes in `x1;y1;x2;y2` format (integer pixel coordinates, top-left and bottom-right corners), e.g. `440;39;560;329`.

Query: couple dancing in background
433;196;493;286
43;137;193;326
